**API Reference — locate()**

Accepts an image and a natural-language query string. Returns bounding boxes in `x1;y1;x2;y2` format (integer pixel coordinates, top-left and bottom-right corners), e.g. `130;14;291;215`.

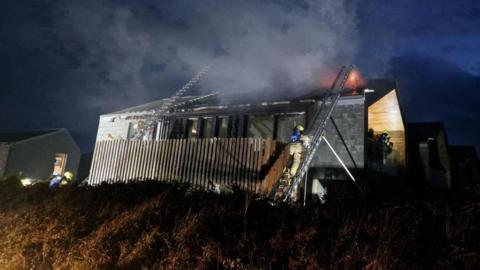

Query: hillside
0;177;478;269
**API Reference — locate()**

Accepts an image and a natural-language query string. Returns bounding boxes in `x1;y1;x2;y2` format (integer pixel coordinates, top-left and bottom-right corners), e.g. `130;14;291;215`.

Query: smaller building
449;145;479;191
0;129;81;181
407;122;451;189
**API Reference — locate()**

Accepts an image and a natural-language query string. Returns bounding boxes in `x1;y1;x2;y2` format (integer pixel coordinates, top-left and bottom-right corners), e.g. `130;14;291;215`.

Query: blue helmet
290;129;301;143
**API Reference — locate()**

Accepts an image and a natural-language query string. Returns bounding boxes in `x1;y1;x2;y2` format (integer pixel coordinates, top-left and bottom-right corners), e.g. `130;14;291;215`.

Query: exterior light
20;178;33;186
364;89;375;93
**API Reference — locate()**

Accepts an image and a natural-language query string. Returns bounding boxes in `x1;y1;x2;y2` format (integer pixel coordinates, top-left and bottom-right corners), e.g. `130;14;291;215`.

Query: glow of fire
318;67;366;90
346;69;365;89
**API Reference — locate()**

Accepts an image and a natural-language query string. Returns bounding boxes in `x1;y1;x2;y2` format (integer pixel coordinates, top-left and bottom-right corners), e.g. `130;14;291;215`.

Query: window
231;116;240;138
155;119;172;140
276;114;305;143
202;118;215;138
217;117;230;138
187;118;199;138
169;119;186;139
127;121;142;140
127;121;154;141
247;115;274;139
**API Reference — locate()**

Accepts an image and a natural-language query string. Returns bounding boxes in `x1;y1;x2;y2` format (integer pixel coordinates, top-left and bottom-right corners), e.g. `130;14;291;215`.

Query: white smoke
54;0;359;113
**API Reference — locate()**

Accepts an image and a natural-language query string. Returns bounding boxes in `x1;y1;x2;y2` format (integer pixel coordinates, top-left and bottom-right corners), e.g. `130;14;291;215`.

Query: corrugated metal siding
88;138;280;192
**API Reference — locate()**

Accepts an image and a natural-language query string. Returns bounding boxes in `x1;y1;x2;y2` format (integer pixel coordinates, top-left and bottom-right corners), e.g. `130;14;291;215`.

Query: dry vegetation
0;176;478;270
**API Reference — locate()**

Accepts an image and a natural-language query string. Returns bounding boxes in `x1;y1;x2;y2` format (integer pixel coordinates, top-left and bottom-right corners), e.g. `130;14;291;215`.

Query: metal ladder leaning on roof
281;64;363;202
141;66;217;140
156;65;212;113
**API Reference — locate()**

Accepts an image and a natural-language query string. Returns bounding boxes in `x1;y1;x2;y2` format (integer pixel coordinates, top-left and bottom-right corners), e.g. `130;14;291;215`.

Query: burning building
88;67;407;198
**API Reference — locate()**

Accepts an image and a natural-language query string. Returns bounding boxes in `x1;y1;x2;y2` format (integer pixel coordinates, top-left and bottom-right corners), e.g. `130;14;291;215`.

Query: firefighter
284;124;310;201
49;171;74;188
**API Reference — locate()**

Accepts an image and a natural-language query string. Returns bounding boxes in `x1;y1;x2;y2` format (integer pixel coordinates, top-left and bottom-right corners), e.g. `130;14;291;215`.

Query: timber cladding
88;138;282;192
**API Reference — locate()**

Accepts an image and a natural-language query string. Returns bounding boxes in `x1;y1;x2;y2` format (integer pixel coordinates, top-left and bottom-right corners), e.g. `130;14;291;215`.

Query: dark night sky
1;0;479;152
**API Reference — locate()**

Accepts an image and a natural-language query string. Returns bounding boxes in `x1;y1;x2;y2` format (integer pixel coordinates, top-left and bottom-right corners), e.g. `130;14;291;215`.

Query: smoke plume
55;0;359;110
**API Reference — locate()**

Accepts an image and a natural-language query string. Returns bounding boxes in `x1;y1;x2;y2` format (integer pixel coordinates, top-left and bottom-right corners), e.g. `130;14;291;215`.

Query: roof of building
107;88;360;115
449;145;478;161
408;122;447;142
107;78;400;116
109;97;172;115
108;95;215;115
0;129;62;143
216;88;326;104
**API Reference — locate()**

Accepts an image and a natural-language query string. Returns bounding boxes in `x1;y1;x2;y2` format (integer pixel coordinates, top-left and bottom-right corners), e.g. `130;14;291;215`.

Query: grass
0;176;478;269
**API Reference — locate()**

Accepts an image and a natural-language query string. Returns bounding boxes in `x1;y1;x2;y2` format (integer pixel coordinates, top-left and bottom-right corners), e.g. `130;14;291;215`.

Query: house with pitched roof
0;129;81;181
407;122;451;189
88;77;407;198
449;145;479;191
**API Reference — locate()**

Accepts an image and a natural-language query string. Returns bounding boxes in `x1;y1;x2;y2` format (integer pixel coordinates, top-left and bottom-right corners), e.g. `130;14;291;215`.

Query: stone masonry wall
310;96;365;169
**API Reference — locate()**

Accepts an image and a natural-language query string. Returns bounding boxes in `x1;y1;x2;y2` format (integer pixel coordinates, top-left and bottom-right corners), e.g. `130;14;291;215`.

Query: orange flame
345;69;366;90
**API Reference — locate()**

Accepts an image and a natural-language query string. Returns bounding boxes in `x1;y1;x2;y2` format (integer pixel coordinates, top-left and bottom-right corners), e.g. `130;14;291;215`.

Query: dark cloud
471;62;480;74
386;52;480;149
1;0;479;151
357;0;480;38
355;0;480;76
1;0;360;150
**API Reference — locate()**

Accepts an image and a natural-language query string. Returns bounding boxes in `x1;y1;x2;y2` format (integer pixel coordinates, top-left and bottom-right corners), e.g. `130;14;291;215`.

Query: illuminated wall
368;90;406;167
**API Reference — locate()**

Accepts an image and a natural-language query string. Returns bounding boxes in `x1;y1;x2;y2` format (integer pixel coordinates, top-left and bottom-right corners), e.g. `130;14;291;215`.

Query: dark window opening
202;118;215;138
187;118;199;138
276;114;305;143
247;115;274;139
217;117;230;138
170;119;186;139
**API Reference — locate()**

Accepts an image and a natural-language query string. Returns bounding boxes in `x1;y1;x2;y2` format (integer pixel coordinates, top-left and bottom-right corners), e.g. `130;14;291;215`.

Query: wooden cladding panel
89;138;283;192
260;146;288;195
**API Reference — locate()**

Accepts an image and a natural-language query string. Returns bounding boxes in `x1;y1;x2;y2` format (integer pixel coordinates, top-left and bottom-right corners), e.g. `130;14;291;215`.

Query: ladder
281;65;359;202
154;91;219;140
138;66;214;140
156;65;211;114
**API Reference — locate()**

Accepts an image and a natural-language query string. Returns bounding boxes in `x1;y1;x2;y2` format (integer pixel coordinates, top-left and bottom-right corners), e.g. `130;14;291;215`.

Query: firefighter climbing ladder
281;65;364;202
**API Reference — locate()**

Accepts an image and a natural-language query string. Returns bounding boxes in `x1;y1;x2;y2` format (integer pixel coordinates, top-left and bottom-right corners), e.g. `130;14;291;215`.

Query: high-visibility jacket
288;135;311;177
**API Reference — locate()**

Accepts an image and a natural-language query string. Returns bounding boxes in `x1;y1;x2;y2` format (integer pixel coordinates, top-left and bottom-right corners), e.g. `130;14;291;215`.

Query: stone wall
310;96;365;169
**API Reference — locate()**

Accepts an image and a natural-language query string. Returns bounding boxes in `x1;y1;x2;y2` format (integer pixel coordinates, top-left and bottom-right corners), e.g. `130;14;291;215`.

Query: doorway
52;153;68;176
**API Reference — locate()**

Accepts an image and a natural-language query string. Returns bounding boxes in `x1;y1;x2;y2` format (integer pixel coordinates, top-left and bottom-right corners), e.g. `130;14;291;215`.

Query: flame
317;67;367;92
345;69;366;90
